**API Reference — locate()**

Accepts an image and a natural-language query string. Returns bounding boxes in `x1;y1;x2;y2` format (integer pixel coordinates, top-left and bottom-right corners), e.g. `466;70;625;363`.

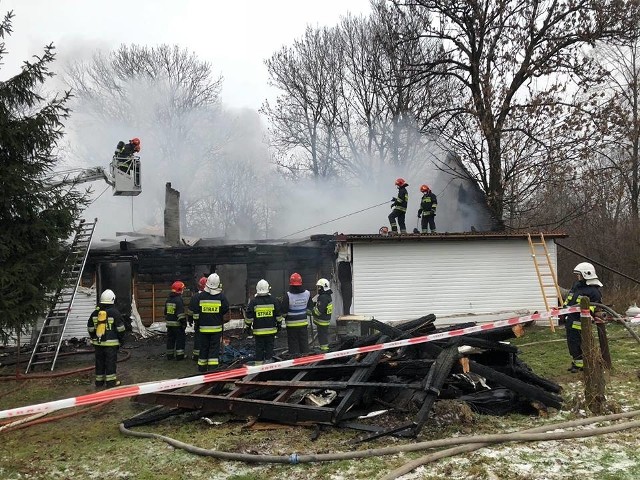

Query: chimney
164;182;180;246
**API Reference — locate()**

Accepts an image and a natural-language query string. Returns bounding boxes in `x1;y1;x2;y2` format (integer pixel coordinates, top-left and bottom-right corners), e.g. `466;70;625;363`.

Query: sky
1;0;371;109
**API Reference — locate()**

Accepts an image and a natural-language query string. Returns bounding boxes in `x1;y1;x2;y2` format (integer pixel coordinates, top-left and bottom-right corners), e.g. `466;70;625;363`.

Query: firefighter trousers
421;214;436;233
166;324;186;360
565;319;583;367
254;334;276;363
286;326;309;355
388;210;407;233
94;345;118;387
198;331;222;372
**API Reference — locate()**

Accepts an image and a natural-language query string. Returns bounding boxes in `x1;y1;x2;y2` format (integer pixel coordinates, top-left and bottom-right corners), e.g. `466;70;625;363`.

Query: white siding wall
352;239;557;323
63;287;97;340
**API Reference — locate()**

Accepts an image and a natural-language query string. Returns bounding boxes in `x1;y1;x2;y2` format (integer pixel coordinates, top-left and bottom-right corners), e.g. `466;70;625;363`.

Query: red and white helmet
289;272;303;286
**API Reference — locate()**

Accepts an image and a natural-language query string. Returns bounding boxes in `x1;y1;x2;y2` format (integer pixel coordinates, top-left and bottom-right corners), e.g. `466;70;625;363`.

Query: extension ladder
527;233;563;332
25;219;97;372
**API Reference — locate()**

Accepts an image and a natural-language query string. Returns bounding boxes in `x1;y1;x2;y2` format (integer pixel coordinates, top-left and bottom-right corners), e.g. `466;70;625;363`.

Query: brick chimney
164;182;180;246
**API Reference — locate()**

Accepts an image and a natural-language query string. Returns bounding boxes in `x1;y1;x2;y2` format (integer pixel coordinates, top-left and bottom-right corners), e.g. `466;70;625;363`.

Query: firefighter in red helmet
280;272;314;356
165;281;187;360
114;137;141;173
388;177;409;234
417;184;438;234
187;276;208;361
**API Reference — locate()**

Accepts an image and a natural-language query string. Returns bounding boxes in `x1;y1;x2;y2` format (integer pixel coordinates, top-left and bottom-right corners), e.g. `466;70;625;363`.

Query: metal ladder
26;219;97;373
527;233;563;332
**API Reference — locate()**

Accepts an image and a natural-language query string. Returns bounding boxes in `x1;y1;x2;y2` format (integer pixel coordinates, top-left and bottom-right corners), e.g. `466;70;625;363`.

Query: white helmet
256;279;270;295
205;273;221;293
100;289;116;305
316;278;330;292
573;262;603;287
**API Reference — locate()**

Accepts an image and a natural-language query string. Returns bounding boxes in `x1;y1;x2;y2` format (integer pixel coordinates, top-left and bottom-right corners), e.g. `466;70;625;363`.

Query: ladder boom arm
45;167;114;189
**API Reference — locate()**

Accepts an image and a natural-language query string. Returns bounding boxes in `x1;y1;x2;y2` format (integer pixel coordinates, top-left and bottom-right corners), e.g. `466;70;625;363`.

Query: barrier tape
0;306;579;419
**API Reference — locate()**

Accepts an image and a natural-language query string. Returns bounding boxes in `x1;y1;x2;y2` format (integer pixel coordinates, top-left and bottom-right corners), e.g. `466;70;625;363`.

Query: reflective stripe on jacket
165;292;186;327
393;186;409;212
198;291;230;333
246;294;281;335
312;291;333;327
87;305;125;347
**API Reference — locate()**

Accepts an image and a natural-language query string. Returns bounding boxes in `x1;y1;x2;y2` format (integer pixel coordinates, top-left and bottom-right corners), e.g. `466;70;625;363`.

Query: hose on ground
119;409;640;467
0;349;130;381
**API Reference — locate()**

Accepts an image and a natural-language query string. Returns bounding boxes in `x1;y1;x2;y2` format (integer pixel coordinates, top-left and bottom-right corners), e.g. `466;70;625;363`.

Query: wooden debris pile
128;314;563;440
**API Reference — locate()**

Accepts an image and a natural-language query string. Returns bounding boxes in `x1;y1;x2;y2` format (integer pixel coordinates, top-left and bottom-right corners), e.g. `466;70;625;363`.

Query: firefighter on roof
245;279;282;364
417;184;438;234
165;281;187;360
87;289;126;388
389;177;409;234
195;273;230;372
281;272;314;356
312;278;333;352
561;262;603;373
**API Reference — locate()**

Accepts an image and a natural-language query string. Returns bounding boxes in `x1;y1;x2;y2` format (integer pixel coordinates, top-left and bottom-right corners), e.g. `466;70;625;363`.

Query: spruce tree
0;11;87;343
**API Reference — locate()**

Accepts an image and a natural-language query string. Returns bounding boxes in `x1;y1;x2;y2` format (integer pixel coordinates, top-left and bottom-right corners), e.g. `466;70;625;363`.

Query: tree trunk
580;297;606;415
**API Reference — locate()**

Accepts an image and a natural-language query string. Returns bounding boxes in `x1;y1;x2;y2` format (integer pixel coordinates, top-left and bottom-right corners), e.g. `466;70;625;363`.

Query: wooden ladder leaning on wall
527;233;564;332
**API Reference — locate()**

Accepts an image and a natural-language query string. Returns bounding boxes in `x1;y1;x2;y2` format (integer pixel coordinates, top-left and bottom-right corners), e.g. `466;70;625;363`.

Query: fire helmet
100;289;116;305
395;177;406;187
316;278;330;292
205;273;221;292
573;262;603;287
420;184;430;193
289;272;303;286
171;281;185;294
197;277;207;291
256;279;270;295
131;137;141;146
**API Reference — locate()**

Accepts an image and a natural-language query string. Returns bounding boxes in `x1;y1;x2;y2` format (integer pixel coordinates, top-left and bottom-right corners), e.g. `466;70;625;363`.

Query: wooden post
595;319;612;370
580;297;606;414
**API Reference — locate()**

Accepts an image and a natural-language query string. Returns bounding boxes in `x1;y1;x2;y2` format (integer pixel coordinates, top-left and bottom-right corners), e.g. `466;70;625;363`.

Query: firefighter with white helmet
245;279;282;364
281;272;314;356
195;273;230;372
312;278;333;351
87;289;126;388
165;281;187;360
388;178;409;234
561;262;603;372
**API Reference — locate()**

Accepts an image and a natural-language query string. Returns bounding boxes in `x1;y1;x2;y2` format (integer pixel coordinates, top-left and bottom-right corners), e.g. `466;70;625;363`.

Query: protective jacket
87;304;126;346
195;291;230;333
418;192;437;216
282;290;312;328
246;294;281;335
165;292;186;327
312;290;333;327
562;280;602;329
392;185;409;212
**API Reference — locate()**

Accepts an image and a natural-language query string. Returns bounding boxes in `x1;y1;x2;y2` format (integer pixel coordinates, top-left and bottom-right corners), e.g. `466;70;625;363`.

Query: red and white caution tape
0;306;579;419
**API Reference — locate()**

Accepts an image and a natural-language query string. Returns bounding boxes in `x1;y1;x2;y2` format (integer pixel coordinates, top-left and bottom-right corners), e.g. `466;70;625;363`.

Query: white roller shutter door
352;239;557;323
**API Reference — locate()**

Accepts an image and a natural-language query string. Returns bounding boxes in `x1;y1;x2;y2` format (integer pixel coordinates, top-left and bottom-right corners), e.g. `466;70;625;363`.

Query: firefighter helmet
573;262;603;286
131;137;141;146
289;272;303;286
171;281;185;294
256;279;270;295
420;184;430;193
205;273;221;292
395;177;406;187
100;289;116;305
316;278;330;292
197;277;207;291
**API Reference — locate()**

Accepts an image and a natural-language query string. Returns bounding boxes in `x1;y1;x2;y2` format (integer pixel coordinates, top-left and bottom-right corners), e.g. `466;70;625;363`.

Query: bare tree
397;0;627;227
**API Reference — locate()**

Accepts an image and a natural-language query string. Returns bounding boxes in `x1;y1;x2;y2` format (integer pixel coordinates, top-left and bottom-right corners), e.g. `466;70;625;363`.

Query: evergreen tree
0;11;87;343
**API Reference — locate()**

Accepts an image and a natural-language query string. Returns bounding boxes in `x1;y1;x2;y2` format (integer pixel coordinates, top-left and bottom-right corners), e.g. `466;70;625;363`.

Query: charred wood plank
233;380;424;390
133;392;335;424
411;342;460;436
332;335;389;423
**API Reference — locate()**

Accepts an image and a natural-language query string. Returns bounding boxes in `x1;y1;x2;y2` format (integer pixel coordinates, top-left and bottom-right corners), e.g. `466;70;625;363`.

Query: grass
1;324;640;479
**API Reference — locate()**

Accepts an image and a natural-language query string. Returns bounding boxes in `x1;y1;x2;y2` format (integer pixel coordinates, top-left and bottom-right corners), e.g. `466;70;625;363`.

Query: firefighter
417;184;438;234
87;289;126;388
195;273;230;372
388;177;409;234
561;262;603;373
312;278;333;352
165;281;187;360
114;137;141;173
281;272;313;356
245;279;281;364
187;276;207;361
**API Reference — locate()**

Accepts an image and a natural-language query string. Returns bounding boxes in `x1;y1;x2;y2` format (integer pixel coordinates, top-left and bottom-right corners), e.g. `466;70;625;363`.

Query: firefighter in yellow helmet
87;289;126;388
